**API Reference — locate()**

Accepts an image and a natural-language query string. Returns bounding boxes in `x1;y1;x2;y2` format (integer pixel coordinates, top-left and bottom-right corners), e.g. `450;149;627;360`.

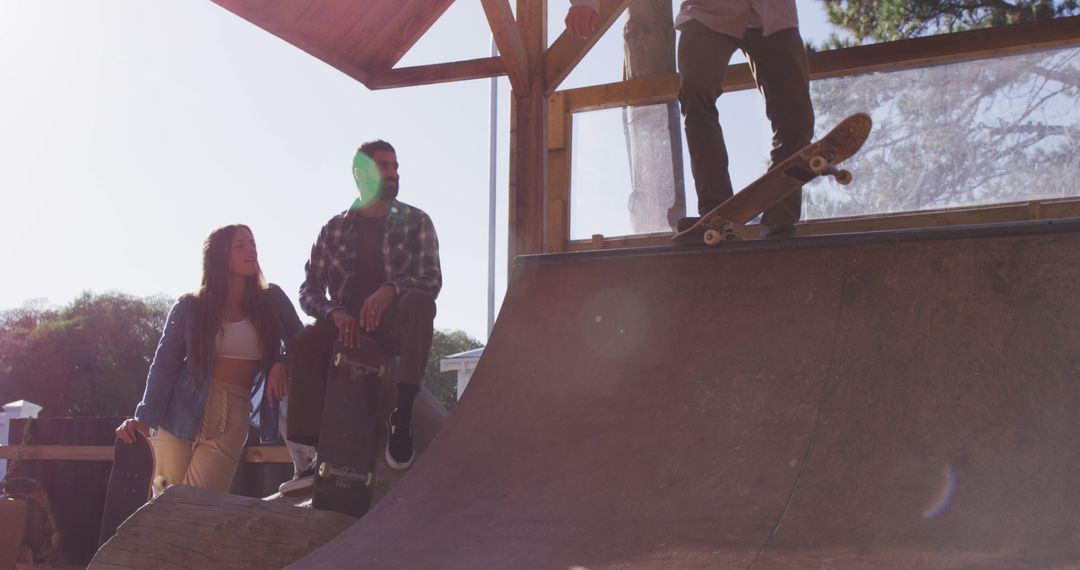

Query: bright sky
0;1;840;342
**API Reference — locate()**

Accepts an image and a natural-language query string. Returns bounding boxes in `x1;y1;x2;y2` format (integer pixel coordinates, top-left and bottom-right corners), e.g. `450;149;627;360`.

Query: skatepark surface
292;220;1080;569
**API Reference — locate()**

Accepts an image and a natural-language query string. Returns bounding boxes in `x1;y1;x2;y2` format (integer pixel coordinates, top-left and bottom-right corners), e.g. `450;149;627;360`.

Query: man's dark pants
285;289;436;446
678;21;815;235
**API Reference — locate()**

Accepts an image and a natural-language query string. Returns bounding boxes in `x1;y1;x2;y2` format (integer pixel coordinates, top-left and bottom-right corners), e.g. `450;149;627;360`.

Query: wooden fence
1;417;292;566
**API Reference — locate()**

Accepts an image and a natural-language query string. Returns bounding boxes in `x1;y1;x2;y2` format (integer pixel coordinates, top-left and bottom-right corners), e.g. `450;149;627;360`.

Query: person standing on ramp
566;0;815;238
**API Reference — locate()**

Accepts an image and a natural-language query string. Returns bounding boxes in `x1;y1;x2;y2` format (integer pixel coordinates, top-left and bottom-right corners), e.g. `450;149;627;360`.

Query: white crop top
215;318;263;361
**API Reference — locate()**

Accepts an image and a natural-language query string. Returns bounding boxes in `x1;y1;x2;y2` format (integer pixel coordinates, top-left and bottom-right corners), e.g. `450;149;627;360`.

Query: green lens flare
352;150;381;209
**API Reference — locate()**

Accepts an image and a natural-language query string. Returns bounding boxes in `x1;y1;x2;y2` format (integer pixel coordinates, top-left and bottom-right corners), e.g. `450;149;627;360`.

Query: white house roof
443;348;484;361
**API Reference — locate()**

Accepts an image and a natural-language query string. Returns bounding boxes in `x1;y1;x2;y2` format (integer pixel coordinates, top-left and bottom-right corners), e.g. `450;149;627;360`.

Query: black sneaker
278;463;316;497
676;216;700;233
385;408;414;471
676;217;739;240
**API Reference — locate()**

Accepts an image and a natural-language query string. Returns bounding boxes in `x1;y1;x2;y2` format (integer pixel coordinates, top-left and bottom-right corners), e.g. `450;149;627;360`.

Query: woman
116;224;302;492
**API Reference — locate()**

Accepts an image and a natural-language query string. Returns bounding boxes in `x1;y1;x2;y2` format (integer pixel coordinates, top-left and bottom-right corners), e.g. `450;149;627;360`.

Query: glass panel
567;46;1079;239
570;90;772;239
805;46;1080;219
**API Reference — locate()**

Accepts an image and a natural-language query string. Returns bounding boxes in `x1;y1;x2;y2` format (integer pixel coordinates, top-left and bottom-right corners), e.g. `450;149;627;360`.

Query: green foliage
422;329;483;412
0;292;171;417
819;0;1077;47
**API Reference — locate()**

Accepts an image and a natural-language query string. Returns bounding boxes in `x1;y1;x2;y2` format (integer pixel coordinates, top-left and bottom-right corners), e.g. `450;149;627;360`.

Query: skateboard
674;112;873;245
312;335;386;518
98;429;161;546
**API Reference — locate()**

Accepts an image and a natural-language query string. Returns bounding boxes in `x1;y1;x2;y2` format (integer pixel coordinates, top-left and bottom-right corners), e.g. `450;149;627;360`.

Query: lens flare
352;150;381;209
922;464;956;520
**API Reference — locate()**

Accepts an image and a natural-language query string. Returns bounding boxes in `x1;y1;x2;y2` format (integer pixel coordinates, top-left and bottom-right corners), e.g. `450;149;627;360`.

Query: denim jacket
134;283;303;442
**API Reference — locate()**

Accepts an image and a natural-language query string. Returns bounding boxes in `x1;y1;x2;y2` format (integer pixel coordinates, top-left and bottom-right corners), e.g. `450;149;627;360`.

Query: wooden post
546;91;572;253
508;0;548;262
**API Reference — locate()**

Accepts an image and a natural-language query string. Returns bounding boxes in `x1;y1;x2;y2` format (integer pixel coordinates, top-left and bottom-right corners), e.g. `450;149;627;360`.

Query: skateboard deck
674;112;873;245
98;429;155;546
312;336;386;518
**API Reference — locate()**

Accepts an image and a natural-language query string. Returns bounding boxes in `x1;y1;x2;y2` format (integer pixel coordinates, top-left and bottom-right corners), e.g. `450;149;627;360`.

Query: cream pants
151;381;251;493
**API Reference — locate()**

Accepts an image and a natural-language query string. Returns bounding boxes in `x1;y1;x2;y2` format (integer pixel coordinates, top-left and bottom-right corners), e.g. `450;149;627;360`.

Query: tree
805;0;1079;220
422;329;483;412
0;292;170;417
820;0;1077;45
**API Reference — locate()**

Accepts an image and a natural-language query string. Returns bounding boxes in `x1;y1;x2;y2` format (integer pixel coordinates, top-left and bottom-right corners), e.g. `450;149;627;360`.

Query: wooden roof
211;0;630;93
211;0;474;89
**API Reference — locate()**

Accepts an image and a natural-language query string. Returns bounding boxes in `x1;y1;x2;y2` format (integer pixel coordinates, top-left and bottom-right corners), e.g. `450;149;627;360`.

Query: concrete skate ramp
293;220;1080;569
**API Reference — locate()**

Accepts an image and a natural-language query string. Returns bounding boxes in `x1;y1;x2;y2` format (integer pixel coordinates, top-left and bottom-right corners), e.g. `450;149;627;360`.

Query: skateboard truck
332;352;385;377
318;461;377;488
808;154;853;185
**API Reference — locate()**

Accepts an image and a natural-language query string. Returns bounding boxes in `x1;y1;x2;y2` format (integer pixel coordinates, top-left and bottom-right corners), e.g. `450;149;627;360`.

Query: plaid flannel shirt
299;200;441;319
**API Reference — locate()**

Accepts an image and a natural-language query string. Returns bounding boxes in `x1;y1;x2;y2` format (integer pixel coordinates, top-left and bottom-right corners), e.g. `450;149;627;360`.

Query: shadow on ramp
293;221;1080;569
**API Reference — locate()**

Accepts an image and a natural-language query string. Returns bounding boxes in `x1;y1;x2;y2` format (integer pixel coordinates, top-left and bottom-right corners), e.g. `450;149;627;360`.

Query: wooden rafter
480;0;531;93
213;0;374;86
370;57;506;90
544;0;630;95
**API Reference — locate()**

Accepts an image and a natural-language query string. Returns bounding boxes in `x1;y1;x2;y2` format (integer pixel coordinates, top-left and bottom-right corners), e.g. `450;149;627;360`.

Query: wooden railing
545;16;1080;252
0;443;291;463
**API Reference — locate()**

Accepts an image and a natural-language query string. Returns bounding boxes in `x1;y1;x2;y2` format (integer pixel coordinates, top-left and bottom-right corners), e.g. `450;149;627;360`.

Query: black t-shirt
347;215;387;314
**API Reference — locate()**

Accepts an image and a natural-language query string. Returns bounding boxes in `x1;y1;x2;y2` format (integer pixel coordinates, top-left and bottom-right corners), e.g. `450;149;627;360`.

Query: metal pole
487;35;499;340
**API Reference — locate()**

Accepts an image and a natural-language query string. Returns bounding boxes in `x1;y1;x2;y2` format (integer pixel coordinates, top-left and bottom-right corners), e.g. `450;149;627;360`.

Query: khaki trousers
678;21;815;234
151;381;251;493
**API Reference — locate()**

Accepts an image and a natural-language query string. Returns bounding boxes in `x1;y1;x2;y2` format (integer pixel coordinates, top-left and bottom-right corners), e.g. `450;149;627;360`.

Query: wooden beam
561;68;750;113
371;57;506;89
508;0;548;261
562;197;1080;251
0;444;293;463
546;92;572;253
563;74;677;113
0;445;112;461
559;16;1080;113
808;14;1080;81
544;0;630;95
481;0;531;93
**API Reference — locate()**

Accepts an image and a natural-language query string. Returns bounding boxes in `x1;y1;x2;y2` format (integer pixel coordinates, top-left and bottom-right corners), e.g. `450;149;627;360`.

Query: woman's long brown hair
190;224;280;384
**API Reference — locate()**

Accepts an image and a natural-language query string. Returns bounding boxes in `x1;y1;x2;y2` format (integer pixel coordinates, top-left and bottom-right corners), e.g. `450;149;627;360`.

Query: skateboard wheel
835;169;853;185
703;229;723;246
809;155;829;174
318;462;332;478
333;353;346;368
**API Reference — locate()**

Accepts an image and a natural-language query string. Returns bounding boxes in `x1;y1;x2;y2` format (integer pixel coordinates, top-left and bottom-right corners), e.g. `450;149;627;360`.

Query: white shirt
570;0;798;38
